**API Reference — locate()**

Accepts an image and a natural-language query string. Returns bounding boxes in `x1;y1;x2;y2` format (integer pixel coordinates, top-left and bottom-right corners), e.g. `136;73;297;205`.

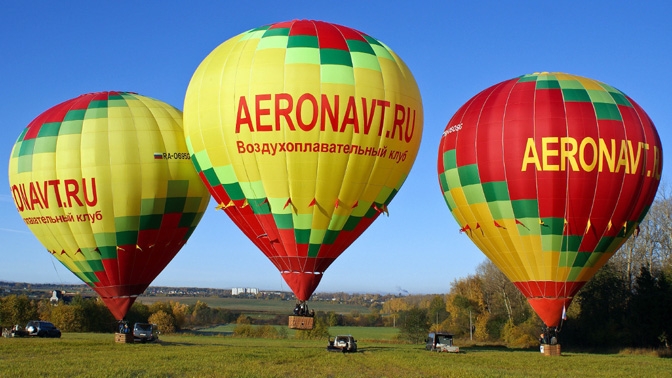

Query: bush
233;323;254;337
294;317;329;340
232;324;286;339
501;320;539;348
149;310;176;334
256;325;282;339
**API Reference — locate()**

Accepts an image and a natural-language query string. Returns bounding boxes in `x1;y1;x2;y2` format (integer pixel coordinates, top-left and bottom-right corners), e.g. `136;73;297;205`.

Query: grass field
196;325;400;340
1;332;669;378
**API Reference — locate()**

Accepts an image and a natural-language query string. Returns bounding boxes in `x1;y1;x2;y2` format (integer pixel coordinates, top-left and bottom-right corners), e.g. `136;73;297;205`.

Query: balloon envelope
184;20;423;300
8;92;210;320
438;72;663;326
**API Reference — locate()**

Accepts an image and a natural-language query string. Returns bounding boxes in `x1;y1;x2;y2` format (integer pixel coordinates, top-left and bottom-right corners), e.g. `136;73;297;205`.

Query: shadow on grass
461;345;541;353
325;345;399;353
152;339;236;347
357;345;398;352
189;331;234;337
562;346;672;357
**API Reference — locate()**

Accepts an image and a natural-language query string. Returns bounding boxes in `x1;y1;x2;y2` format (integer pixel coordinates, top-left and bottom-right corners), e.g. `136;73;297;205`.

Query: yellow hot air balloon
184;20;423;304
8;91;211;320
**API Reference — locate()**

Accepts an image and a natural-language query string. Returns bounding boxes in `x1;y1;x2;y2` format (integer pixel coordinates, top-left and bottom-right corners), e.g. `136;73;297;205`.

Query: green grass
196;323;284;336
194;325;400;340
328;326;399;341
1;333;669;377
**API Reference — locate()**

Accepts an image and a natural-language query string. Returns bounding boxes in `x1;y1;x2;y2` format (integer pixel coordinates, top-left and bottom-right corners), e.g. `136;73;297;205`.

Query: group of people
539;326;558;345
118;321;130;334
2;325;26;338
293;302;315;317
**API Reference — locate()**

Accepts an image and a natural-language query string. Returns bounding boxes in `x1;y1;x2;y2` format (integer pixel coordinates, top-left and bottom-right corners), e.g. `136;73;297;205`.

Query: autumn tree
170;301;189;330
500;317;540;348
476;260;531;339
50;303;86;332
189;300;213;326
0;295;38;327
149;301;173;316
445;275;487;339
149;310;175;334
382;297;410;314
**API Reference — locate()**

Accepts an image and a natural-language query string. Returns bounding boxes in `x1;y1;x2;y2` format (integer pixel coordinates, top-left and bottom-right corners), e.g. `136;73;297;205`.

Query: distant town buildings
0;281;393;307
231;287;259;296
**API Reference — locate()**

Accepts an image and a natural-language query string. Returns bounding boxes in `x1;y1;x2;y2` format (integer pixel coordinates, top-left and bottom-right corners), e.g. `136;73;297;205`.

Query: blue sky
1;1;669;295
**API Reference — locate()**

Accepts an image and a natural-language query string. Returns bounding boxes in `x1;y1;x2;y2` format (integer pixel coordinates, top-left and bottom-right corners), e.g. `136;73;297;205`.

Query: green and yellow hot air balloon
8;91;211;320
184;20;423;303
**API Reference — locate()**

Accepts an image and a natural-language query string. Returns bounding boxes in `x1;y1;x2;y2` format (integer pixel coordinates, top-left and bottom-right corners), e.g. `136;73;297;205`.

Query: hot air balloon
8;91;211;321
438;72;662;336
183;20;423;320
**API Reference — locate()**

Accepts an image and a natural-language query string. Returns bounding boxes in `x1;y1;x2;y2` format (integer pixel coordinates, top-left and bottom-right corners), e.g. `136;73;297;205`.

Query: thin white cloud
0;228;29;234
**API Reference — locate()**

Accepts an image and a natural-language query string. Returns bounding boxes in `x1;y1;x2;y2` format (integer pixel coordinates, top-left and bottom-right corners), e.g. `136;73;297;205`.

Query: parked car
425;332;459;353
327;335;357;353
25;321;61;338
133;323;159;343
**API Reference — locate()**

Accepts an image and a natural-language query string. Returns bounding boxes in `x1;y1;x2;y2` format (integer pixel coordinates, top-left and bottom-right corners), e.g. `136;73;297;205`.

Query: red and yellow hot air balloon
8;92;210;320
184;20;422;304
438;72;662;328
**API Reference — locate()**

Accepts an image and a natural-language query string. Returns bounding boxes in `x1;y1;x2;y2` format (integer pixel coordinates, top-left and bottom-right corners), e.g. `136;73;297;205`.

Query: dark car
25;321;61;338
133;323;159;343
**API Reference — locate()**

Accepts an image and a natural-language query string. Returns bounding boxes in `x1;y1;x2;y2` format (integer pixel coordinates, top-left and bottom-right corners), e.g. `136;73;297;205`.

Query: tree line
383;184;672;349
0;296;239;334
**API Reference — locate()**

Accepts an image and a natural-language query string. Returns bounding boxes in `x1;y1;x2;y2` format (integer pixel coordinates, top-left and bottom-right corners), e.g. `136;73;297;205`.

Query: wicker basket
288;316;314;330
541;344;561;356
115;332;134;343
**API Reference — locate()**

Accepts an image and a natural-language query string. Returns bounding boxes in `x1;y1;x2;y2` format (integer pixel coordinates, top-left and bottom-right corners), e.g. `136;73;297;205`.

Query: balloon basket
288;316;314;330
540;344;561;356
115;332;134;343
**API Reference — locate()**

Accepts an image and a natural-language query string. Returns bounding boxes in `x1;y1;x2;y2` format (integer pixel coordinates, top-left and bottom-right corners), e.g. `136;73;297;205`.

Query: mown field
1;332;669;378
196;325;400;340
